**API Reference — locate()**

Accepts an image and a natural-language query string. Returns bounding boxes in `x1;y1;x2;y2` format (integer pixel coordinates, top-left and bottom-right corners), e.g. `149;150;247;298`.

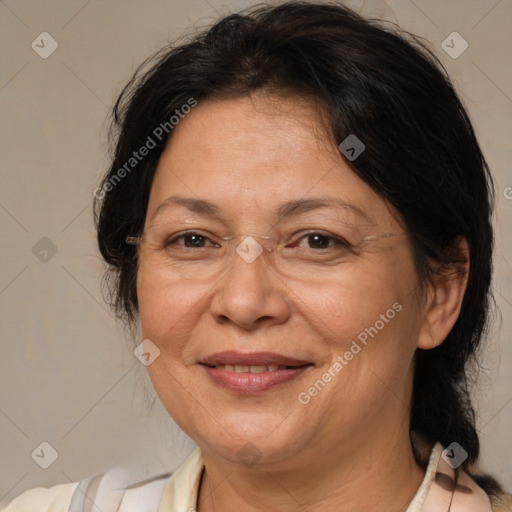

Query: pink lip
199;351;311;367
201;365;311;394
199;351;313;394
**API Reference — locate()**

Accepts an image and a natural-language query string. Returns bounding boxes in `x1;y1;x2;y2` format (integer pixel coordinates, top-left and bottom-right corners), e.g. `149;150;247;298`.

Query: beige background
0;0;511;504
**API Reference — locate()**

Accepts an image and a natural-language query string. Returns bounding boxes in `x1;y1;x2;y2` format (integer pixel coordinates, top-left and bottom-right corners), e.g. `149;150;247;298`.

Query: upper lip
199;351;312;367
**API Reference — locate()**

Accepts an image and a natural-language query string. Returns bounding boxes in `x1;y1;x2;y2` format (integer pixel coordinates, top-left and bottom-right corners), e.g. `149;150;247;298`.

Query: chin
189;411;315;467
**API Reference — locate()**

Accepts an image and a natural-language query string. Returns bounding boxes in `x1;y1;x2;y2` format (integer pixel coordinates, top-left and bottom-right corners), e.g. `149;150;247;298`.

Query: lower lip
201;365;311;394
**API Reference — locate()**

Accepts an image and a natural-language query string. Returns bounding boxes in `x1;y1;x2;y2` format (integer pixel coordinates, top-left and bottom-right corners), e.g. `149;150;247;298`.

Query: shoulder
2;469;173;512
470;467;512;511
1;483;76;512
490;491;512;512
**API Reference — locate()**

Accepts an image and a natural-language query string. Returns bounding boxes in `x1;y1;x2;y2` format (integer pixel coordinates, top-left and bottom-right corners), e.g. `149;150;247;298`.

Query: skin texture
136;93;469;512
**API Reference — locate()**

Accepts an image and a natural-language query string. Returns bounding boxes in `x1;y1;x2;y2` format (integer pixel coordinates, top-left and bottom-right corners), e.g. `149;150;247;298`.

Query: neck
196;428;426;512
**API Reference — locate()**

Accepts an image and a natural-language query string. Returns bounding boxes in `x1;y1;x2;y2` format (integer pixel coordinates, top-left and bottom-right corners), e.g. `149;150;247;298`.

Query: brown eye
307;234;331;249
291;232;350;250
165;232;216;248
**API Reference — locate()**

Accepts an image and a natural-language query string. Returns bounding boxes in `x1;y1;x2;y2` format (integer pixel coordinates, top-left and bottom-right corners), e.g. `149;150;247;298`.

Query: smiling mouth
198;351;314;393
199;357;313;394
202;363;309;373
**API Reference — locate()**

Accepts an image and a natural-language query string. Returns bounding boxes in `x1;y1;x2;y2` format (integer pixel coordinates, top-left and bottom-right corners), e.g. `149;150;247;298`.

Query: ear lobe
417;237;469;350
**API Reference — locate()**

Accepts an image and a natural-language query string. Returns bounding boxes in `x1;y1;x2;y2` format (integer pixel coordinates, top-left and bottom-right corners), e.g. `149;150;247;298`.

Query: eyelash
164;231;351;250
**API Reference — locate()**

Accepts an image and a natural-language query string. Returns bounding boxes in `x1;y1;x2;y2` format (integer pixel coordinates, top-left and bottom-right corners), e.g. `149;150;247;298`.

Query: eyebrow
149;195;373;224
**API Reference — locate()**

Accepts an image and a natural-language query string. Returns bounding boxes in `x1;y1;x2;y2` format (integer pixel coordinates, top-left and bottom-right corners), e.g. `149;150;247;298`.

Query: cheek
293;268;405;346
136;267;207;353
304;279;415;405
293;247;420;382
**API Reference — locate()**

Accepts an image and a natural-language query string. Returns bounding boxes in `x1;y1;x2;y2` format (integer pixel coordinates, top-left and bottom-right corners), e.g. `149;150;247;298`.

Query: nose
209;246;291;331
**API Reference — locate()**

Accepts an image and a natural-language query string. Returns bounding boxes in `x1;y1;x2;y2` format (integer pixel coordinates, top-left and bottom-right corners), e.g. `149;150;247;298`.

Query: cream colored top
3;442;509;511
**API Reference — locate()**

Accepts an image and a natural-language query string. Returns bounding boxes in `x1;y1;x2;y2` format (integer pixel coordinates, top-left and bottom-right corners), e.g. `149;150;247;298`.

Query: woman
4;1;511;511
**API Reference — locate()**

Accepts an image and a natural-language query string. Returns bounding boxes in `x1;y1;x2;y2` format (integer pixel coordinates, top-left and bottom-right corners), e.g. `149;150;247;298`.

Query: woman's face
137;93;426;467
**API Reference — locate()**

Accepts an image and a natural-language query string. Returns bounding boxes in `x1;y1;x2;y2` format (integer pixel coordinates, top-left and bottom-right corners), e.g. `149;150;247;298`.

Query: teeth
214;364;289;373
248;365;266;373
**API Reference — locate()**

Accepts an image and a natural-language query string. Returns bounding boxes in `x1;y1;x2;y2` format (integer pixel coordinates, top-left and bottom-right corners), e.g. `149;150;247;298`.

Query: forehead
146;94;398;230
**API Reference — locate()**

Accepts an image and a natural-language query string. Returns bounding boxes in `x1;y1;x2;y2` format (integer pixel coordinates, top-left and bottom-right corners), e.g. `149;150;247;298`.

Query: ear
416;237;469;350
